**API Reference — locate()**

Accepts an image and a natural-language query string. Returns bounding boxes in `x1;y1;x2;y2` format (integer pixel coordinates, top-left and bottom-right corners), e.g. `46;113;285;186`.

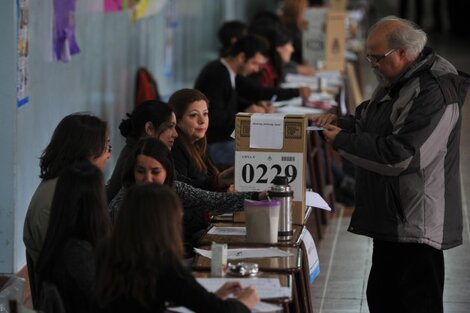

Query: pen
270;94;277;103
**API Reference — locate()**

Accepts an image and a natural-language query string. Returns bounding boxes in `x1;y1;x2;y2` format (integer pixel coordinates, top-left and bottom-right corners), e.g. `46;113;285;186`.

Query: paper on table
194;247;293;260
252;302;283;313
284;73;318;84
207;226;246;236
272;97;303;108
276;105;326;114
306;191;331;211
309;91;334;101
168;301;282;313
196;277;290;299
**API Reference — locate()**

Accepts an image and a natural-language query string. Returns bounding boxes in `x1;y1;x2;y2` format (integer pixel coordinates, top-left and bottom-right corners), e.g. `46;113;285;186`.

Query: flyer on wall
17;0;30;108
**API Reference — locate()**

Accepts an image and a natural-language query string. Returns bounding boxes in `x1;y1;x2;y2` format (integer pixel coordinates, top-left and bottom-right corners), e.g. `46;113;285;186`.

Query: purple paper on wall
53;0;80;62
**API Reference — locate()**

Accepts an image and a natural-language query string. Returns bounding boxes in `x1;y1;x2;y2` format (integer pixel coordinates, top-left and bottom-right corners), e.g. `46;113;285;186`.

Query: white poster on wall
302;7;327;68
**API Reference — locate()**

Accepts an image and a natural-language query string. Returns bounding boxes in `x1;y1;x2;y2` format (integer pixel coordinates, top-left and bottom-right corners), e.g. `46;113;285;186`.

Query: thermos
268;176;294;241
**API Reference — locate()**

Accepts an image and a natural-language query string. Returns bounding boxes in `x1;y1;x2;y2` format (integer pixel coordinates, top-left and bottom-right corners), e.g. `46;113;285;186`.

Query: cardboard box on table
325;11;347;71
233;113;308;225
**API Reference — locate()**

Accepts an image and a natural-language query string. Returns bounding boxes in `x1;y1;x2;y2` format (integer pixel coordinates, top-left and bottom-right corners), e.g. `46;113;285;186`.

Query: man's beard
373;69;391;88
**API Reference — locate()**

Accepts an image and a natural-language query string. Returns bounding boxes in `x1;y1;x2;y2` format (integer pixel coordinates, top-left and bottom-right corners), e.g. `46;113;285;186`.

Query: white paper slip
306;191;331;211
194;247;293;260
207;226;246;236
307;126;324;131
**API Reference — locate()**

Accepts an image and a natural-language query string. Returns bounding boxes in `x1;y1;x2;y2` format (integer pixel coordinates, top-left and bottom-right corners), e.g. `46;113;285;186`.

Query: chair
134;67;160;106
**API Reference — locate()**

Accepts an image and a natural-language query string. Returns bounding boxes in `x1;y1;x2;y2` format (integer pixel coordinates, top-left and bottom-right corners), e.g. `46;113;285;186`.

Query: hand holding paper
215;281;243;299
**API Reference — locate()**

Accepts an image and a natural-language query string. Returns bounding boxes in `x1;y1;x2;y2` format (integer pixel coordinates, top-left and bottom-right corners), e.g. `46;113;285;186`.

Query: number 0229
235;151;304;201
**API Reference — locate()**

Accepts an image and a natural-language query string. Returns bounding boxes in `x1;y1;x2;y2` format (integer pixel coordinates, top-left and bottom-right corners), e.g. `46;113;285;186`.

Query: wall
0;0;277;274
0;0;16;274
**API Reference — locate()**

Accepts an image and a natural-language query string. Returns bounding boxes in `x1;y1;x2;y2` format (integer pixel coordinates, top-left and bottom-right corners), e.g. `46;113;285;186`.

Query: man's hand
257;100;275;113
310;113;337;127
323;124;342;143
215;281;243;299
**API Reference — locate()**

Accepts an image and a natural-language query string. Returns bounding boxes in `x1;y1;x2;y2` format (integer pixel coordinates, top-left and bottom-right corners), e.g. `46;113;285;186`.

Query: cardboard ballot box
234;113;307;225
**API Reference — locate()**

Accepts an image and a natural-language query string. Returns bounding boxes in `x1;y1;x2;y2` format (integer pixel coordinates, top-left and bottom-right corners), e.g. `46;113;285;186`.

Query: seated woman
36;162;111;313
24;113;111;265
255;25;296;88
280;0;309;67
106;100;178;202
108;137;265;247
169;88;233;191
250;9;316;77
96;183;259;313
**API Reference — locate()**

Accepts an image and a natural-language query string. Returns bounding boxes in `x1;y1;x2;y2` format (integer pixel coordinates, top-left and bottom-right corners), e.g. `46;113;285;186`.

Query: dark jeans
208;139;235;169
367;239;444;313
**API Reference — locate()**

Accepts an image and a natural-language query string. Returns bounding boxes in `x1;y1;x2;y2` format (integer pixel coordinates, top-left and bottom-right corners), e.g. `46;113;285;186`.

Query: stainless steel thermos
268;176;294;241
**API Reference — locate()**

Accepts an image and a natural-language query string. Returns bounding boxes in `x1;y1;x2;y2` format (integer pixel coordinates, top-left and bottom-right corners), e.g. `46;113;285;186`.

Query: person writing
194;34;270;168
313;16;468;313
96;183;259;313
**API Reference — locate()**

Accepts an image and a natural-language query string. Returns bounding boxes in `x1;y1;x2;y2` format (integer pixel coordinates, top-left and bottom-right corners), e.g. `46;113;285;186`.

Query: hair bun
119;114;133;138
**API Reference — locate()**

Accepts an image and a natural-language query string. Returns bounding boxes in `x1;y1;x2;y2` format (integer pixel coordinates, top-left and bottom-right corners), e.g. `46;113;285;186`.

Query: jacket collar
388;46;436;94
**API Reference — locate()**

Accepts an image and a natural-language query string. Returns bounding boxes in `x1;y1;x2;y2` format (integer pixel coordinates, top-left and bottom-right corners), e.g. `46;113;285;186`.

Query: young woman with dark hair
97;183;259;313
280;0;309;65
169;88;234;191
36;162;111;313
106;100;178;202
108;137;265;248
24;113;110;264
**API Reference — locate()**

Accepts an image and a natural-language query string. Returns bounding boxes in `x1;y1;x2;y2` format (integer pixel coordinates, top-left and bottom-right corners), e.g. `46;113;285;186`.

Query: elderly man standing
314;16;469;313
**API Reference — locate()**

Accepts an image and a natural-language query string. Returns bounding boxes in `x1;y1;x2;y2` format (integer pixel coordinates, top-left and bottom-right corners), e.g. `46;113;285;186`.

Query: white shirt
220;58;236;88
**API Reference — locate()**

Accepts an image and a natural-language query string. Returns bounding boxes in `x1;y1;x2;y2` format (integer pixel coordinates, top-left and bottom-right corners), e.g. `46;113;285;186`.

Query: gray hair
369;16;427;60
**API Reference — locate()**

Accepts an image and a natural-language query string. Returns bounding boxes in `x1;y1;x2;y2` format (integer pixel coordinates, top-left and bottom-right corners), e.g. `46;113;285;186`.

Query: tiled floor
310;32;470;313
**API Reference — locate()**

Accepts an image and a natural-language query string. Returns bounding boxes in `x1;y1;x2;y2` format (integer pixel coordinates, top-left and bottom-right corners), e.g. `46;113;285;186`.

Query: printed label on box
235;151;304;202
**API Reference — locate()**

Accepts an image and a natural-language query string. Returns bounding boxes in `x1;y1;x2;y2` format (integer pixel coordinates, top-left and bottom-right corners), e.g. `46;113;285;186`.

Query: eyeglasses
366;49;396;65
